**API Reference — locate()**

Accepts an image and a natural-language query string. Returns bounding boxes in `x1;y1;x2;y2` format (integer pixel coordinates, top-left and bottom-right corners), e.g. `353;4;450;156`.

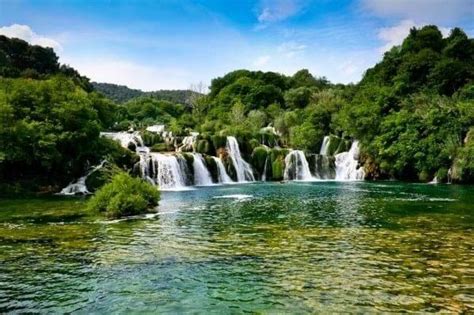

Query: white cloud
377;20;451;53
257;0;306;24
0;24;62;52
253;55;271;67
61;56;193;91
277;41;307;58
362;0;474;24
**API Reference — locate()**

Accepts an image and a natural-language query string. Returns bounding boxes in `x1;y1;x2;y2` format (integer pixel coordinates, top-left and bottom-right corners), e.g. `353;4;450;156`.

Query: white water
58;160;106;195
178;135;196;152
101;131;144;148
335;141;365;181
147;153;188;190
213;156;233;183
192;153;213;186
320;136;330;155
284;150;314;181
261;156;269;181
226;136;255;182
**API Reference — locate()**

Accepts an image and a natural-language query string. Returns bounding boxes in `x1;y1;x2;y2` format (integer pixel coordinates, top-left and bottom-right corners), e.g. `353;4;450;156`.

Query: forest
0;25;473;195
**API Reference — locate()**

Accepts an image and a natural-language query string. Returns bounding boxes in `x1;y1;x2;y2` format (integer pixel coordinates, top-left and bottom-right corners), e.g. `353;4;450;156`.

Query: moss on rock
251;146;269;176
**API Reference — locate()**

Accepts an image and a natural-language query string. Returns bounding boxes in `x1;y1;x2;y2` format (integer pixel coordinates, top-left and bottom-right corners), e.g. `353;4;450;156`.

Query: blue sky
1;0;473;90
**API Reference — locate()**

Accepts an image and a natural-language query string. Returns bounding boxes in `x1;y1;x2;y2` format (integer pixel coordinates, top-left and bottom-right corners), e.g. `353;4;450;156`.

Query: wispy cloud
0;24;62;52
362;0;474;24
256;0;307;26
277;41;307;58
377;20;451;53
253;55;271;67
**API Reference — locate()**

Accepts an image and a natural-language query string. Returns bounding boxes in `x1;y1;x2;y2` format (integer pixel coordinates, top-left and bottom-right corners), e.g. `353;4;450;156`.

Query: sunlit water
1;182;473;313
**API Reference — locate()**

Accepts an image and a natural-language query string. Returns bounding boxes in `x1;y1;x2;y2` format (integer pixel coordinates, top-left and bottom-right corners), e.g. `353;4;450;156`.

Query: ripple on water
0;182;473;313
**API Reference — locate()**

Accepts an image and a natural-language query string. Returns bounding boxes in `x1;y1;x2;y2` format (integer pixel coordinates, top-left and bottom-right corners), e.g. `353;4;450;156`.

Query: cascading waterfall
192;153;213;186
226;136;255;182
212;156;233;184
284;150;314;181
147;153;188;190
261;156;269;181
101;131;144;149
178;135;196;152
58;160;107;195
320;136;330;155
335;141;365;180
313;154;335;179
63;131;370;193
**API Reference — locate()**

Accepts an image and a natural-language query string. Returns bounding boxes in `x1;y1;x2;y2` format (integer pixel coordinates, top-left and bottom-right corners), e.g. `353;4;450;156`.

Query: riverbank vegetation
0;25;473;194
86;172;159;218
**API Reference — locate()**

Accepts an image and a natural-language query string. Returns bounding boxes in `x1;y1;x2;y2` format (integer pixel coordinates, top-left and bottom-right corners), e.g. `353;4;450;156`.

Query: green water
1;182;473;313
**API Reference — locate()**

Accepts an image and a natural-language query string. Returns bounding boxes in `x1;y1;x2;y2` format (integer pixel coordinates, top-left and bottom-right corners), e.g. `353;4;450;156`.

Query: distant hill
92;82;201;104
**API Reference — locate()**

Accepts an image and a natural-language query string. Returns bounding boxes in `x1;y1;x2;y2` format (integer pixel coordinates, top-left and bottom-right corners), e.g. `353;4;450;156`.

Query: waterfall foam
178;135;196;152
313;154;335;179
58;160;106;195
101;131;144;149
213;157;233;183
261;156;269;181
284;150;314;181
226;136;255;182
335;141;365;180
320;136;330;155
192;153;214;186
147;153;188;190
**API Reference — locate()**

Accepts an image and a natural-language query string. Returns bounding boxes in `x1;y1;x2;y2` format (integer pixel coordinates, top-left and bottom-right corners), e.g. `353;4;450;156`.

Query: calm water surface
0;181;473;313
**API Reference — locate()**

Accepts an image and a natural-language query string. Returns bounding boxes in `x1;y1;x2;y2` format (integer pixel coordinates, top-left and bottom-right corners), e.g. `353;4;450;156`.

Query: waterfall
320;136;330;155
147;153;188;190
213;157;233;183
192;153;213;186
101;131;144;149
178;135;196;152
284;150;314;181
58;160;106;195
313;154;335;179
335;141;365;180
226;136;255;182
261;156;269;181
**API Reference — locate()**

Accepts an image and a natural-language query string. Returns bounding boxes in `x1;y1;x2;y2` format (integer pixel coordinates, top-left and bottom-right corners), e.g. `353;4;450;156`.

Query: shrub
87;172;159;218
251;146;269;175
151;143;170;152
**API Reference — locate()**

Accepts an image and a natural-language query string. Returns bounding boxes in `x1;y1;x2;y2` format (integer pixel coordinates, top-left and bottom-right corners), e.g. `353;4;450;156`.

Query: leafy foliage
87;172;159;218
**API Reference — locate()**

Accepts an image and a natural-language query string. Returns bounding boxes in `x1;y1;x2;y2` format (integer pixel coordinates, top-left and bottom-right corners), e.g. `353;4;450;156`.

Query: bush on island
87;172;160;219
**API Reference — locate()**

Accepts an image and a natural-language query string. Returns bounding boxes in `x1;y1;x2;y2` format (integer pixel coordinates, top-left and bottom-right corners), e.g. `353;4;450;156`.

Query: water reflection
0;182;473;313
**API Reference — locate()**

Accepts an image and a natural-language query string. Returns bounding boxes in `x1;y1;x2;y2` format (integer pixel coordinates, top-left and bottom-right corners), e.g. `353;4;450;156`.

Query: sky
0;0;473;91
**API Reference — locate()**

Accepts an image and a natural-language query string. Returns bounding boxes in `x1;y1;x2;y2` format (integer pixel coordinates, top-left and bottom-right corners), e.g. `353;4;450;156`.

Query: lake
1;181;473;313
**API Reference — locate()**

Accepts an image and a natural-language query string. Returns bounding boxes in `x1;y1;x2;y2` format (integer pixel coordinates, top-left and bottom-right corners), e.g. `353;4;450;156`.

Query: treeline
92;82;200;104
167;25;474;183
0;25;473;193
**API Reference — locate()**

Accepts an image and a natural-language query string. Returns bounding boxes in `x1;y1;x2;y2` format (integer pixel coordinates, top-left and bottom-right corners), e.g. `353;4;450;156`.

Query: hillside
92;82;201;104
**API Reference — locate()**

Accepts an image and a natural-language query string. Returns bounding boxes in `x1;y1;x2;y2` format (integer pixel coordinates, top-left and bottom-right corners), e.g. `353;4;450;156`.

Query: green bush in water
251;146;269;175
269;148;289;181
451;128;474;183
85;162;122;192
212;135;227;150
418;170;431;182
196;140;210;154
223;156;238;181
151;143;170;152
141;131;163;146
204;155;218;182
436;167;449;182
272;158;285;181
326;135;342;156
87;172;159;219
